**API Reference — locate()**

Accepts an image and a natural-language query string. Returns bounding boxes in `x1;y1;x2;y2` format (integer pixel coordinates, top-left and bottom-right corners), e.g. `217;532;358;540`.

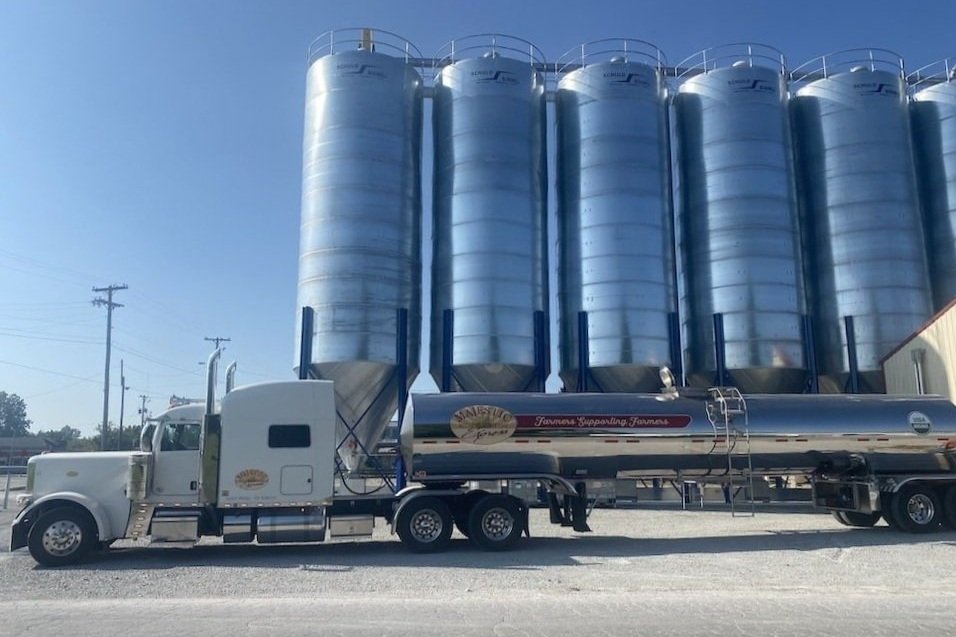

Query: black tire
832;511;851;526
467;495;522;551
881;494;902;530
453;517;470;538
889;484;943;533
395;496;453;553
942;485;956;530
28;506;97;567
840;511;881;527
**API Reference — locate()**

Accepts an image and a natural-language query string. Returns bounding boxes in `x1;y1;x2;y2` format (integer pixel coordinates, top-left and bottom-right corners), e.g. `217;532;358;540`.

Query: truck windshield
160;422;201;452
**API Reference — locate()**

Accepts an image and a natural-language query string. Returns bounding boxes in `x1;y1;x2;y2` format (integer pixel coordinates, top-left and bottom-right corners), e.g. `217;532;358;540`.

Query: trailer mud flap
571;481;591;533
547;485;591;532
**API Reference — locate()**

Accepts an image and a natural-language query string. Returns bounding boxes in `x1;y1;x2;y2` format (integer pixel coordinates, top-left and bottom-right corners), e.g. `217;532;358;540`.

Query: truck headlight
26;461;35;492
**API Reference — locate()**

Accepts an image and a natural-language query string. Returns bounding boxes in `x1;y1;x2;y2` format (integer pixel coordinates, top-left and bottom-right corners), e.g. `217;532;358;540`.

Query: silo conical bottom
819;370;886;394
560;366;665;393
434;363;538;393
311;361;407;472
687;367;809;394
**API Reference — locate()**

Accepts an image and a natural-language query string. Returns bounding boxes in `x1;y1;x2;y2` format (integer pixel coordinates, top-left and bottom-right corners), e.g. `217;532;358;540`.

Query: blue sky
1;0;954;435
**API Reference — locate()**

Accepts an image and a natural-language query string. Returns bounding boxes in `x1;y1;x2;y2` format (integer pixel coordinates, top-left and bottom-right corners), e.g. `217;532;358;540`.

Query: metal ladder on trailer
706;386;755;517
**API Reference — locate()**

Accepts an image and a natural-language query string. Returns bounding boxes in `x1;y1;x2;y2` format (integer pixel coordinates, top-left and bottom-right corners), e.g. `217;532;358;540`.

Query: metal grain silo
910;58;956;311
555;40;675;392
674;44;808;393
430;35;548;392
295;29;422;471
791;49;932;393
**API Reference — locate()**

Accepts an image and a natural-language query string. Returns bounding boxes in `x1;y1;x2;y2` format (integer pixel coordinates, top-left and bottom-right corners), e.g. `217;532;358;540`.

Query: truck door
151;420;201;500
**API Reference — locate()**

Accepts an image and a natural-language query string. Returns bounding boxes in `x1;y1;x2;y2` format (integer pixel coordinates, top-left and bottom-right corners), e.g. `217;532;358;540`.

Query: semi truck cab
11;376;339;565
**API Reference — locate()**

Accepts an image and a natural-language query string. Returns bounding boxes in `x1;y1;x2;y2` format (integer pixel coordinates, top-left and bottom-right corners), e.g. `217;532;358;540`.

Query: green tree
0;392;31;437
35;426;82;451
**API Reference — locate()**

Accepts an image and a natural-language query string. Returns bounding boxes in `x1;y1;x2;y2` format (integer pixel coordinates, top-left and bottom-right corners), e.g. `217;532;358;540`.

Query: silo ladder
706;386;755;517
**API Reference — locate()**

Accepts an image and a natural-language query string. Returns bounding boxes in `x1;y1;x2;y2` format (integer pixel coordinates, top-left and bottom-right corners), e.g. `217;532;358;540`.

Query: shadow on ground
27;524;956;572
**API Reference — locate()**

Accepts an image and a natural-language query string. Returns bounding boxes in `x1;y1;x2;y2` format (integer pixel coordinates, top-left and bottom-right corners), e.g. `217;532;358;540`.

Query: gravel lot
1;501;955;636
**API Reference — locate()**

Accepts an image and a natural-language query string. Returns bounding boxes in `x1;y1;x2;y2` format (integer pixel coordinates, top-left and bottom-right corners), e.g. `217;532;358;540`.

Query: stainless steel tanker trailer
12;360;956;566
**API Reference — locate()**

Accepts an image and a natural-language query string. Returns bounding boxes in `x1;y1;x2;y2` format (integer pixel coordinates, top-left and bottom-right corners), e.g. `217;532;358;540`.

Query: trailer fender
391;489;463;535
11;492;113;550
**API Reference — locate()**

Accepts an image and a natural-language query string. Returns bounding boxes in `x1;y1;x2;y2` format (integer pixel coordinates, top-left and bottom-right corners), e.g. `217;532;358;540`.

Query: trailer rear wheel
28;506;97;567
396;497;453;553
467;495;522;551
889;484;942;533
942;485;956;530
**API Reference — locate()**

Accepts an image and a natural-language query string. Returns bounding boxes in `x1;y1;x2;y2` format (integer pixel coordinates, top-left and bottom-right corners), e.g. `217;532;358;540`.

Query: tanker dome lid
556;38;666;76
307;27;422;65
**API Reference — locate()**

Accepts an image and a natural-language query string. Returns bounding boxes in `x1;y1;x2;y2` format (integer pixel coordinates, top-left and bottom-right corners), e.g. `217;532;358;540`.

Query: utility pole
204;336;231;350
92;283;127;451
118;359;129;450
138;394;150;429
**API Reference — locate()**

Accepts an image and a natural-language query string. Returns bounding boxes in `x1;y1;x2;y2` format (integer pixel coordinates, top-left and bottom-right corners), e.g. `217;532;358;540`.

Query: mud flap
571;481;592;533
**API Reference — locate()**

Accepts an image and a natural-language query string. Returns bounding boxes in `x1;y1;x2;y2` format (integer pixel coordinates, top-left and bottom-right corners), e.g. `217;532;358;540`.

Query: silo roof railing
676;43;786;80
308;28;423;65
908;57;956;90
433;34;547;72
555;38;667;76
790;48;905;86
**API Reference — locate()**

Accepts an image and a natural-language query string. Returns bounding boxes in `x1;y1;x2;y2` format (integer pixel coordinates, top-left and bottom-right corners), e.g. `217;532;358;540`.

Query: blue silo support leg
576;311;590;393
394;308;409;491
668;311;683;386
298;306;315;380
802;314;819;394
712;313;728;387
533;310;547;392
844;315;861;393
441;309;454;393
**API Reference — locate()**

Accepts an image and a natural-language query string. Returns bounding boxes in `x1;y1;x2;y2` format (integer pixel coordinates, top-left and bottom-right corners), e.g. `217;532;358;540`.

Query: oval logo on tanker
450;405;517;445
908;411;932;435
234;469;269;490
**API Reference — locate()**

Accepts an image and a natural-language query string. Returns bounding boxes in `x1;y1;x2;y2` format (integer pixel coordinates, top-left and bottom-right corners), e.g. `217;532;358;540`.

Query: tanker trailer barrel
401;389;956;482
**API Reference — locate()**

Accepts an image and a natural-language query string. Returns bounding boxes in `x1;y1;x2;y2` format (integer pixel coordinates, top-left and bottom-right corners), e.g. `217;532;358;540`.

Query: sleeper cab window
268;424;311;448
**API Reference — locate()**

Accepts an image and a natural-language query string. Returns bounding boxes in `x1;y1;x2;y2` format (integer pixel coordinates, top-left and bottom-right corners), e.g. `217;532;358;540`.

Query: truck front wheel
28;507;97;567
396;497;453;553
467;495;522;551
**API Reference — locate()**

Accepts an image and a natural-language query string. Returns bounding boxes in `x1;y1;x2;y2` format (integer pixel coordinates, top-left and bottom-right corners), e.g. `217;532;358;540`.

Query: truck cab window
160;422;201;452
268;424;311;448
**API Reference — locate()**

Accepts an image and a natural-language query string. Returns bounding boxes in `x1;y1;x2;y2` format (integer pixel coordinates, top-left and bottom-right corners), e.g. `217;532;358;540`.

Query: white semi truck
11;352;956;566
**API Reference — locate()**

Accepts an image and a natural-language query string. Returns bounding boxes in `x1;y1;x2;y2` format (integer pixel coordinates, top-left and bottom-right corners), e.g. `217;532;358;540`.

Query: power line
92;283;127;451
0;359;105;385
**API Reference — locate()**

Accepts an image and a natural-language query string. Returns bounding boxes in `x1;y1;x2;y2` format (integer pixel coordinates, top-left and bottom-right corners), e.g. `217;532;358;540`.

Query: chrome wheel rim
481;507;514;541
906;494;936;525
41;520;83;557
409;509;443;543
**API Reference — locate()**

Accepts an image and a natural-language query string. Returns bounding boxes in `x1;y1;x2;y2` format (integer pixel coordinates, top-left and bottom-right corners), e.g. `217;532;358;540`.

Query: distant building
882;299;956;401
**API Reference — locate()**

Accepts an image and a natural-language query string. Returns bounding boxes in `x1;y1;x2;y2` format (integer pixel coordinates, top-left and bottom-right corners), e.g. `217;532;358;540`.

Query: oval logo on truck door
235;469;269;490
908;411;932;435
450;405;517;445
